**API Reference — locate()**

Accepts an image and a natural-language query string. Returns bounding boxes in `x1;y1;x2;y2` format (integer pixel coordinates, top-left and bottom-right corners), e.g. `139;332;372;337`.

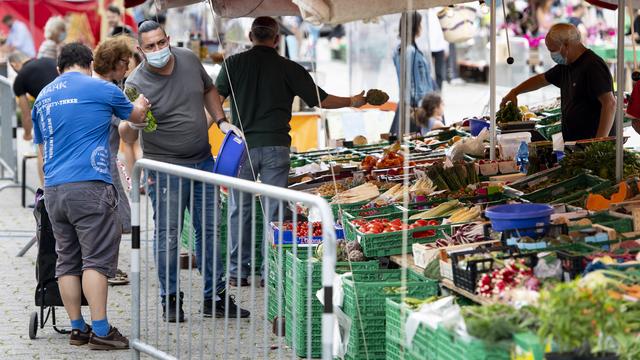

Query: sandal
108;269;130;285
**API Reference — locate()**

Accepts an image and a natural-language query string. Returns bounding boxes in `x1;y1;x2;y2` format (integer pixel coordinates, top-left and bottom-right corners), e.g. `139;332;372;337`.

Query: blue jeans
148;156;224;300
229;146;290;279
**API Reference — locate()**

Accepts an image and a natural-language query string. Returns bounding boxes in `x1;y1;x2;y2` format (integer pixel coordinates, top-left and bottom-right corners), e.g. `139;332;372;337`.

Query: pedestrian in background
390;11;438;135
8;51;58;187
2;14;35;57
38;16;67;60
32;42;149;350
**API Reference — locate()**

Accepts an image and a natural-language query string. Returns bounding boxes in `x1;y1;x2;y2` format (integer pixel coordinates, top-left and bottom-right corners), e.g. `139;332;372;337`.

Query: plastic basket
485;203;554;234
450;246;538;293
521;173;610;204
213;132;247;176
500;223;569;246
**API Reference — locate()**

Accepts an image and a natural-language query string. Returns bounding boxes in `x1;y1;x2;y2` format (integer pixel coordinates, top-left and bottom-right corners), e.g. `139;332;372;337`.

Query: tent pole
399;12;410;139
28;0;35;38
489;0;497;160
616;0;624;181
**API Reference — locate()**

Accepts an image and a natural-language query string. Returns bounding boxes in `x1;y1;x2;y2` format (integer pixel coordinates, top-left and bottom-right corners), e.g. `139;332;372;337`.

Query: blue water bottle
516;141;529;174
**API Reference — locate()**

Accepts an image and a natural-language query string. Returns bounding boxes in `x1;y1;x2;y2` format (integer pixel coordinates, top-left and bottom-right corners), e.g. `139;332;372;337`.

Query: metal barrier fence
130;159;337;360
0;75;17;183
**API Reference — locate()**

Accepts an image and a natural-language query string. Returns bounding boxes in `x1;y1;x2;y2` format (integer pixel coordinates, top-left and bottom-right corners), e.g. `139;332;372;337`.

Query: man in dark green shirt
216;16;365;286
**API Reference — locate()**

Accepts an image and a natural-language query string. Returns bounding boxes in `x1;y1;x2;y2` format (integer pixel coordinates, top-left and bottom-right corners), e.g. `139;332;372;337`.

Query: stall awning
151;0;473;24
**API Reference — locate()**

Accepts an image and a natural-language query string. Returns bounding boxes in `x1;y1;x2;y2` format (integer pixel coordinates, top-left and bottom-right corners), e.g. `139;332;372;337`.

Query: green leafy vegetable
124;87;157;132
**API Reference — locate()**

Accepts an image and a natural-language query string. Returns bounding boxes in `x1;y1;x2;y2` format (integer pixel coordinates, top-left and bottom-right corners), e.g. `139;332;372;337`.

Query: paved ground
0;183;299;359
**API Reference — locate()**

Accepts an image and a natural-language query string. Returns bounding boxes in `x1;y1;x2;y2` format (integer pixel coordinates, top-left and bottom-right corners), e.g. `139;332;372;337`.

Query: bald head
250;17;279;46
546;23;581;48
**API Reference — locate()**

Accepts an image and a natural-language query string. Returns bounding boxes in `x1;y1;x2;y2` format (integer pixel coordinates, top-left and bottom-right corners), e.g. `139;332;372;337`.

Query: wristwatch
216;117;228;127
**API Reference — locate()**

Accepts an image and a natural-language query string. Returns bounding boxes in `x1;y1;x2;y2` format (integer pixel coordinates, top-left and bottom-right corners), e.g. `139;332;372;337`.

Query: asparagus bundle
124;87;157;132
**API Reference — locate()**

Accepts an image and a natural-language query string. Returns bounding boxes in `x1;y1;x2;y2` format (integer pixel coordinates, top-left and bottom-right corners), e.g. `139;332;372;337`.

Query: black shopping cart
29;189;87;339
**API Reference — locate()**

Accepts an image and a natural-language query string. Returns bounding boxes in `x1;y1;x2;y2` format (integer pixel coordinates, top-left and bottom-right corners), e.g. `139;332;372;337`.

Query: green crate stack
267;245;309;323
341;204;406;241
435;327;511;360
284;252;379;358
386;337;419;360
342;269;439;360
385;299;435;360
331;200;371;222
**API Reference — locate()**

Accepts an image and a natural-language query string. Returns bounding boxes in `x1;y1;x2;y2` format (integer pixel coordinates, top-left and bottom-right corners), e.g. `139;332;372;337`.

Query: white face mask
145;46;171;68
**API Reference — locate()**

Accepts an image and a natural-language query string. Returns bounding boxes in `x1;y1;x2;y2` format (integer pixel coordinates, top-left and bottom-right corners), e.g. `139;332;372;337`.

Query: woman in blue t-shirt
390;11;438;135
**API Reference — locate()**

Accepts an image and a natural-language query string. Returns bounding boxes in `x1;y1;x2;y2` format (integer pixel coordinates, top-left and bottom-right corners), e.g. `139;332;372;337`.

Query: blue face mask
58;31;66;42
145;46;171;68
550;50;567;65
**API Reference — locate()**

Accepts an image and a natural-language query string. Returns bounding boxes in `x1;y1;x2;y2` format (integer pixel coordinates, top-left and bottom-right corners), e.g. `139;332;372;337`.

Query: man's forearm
18;96;32;133
511;74;549;96
596;93;616;138
320;95;351;109
204;87;226;122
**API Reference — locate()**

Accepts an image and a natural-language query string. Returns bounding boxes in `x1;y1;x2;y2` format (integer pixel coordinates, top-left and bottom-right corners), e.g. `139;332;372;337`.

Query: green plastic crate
217;193;265;269
569;212;634;234
386;335;419;360
522;173;610;204
435;327;511;360
331;200;370;222
386;299;437;360
347;212;452;257
284;252;378;358
267;245;314;322
536;122;562;141
342;269;439;360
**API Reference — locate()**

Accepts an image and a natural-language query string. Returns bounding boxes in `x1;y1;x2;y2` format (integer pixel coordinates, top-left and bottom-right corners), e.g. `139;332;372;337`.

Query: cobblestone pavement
0;185;298;360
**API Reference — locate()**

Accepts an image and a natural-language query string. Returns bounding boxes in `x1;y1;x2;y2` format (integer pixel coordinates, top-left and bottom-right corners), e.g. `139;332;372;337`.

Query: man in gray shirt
120;20;248;322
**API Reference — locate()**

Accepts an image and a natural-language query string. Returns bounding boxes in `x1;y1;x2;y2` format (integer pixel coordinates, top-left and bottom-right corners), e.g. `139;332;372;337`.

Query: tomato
427;220;439;226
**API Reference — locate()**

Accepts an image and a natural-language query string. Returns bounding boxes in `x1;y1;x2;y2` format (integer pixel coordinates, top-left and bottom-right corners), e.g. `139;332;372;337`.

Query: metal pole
616;0;625;181
28;0;35;38
490;0;497;160
130;164;141;360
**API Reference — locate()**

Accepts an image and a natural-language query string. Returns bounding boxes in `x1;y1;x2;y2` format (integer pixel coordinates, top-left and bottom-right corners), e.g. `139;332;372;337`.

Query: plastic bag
447;127;489;161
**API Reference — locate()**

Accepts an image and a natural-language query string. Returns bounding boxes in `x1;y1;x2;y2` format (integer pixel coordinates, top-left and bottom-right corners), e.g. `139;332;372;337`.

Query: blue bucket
485;203;554;233
213;132;247;177
469;118;490;136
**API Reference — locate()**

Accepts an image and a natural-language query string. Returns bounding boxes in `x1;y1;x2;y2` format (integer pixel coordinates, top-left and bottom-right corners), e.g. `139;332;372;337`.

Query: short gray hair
44;16;66;40
8;51;29;65
546;23;581;45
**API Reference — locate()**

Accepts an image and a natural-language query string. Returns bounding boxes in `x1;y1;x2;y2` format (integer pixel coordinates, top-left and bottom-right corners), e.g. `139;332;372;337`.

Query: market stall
130;1;640;359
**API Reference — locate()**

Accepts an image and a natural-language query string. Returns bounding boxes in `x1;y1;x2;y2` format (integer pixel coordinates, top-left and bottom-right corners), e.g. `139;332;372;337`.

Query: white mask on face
145;46;171;68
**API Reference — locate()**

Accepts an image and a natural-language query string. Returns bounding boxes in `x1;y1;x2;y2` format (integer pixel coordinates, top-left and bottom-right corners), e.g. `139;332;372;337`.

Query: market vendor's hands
132;94;151;123
500;91;518;109
350;91;366;108
219;121;244;138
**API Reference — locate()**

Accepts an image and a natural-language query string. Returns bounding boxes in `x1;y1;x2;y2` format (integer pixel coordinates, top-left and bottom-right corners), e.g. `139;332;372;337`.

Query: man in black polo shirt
501;23;616;141
9;51;59;187
215;16;366;287
9;51;58;141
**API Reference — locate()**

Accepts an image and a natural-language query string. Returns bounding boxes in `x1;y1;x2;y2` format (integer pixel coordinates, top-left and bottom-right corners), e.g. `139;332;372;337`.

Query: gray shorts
45;181;122;278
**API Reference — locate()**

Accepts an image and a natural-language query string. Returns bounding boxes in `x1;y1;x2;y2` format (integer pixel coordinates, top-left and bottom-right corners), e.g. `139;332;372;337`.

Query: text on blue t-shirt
32;71;134;187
